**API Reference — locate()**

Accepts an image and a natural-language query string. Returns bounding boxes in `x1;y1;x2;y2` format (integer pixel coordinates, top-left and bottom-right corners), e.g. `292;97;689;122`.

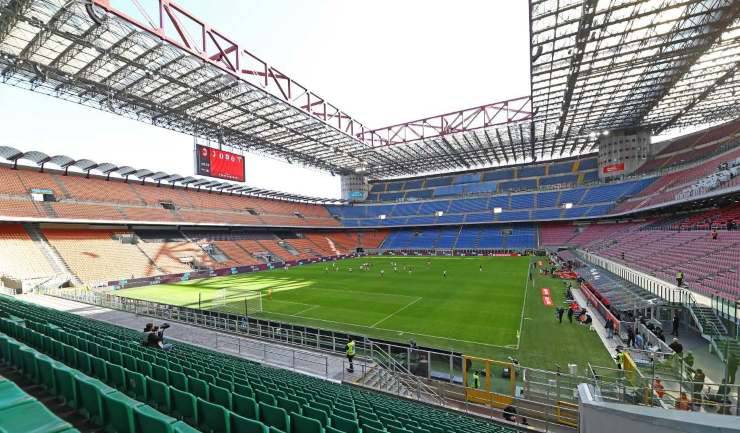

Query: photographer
146;323;173;351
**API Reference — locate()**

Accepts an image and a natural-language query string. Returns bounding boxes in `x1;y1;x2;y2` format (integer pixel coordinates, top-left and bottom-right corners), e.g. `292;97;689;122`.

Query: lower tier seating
0;372;79;433
0;296;514;433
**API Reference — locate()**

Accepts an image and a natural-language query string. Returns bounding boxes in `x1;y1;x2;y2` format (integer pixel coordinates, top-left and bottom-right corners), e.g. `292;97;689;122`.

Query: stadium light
493;207;502;214
435;211;444;217
378;214;386;220
562;202;573;209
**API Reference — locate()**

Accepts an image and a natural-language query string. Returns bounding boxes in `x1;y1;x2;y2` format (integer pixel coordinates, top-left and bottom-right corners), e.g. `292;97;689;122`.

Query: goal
211;289;263;315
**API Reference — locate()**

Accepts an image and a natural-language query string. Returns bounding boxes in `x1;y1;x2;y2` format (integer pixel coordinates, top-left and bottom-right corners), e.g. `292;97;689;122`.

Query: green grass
117;256;612;370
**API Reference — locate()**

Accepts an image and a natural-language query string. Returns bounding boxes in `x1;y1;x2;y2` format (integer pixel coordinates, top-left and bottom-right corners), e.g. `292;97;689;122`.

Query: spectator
692;368;705;404
141;323;153;346
676;392;691;411
627;326;635;348
653;377;665;398
635;333;644;350
146;326;173;351
605;318;614;339
711;229;718;240
503;405;518;422
669;338;683;354
672;312;680;337
727;352;737;384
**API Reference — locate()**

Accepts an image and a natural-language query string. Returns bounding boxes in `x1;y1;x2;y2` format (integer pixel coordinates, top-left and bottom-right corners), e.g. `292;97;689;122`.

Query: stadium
0;0;738;432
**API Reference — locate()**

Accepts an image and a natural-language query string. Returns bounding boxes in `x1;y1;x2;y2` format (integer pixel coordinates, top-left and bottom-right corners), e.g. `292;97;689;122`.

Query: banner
602;162;625;174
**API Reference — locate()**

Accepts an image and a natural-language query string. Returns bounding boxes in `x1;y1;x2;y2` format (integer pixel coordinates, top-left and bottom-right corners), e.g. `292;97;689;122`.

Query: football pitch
117;256;613;368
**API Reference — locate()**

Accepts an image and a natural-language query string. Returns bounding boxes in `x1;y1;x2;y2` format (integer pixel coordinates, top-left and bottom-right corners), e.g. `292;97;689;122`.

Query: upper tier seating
614;145;740;213
636;118;740;173
366;156;598;202
0;166;339;228
0;223;55;280
0;296;514;433
331;178;656;227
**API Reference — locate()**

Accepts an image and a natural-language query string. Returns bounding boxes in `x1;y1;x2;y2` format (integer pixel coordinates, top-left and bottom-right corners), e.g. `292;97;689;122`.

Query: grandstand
1;0;739;432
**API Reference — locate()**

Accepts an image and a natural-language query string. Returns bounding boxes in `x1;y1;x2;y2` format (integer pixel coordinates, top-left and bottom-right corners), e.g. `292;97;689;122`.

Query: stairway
22;224;81;286
690;304;729;338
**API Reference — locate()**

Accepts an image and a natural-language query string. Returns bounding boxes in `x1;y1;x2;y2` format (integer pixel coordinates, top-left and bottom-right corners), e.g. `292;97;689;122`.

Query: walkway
19;294;368;383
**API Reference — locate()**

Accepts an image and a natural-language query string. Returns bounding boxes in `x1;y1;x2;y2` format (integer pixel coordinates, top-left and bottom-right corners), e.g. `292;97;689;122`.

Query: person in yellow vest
472;370;480;389
676;270;684;287
346;338;356;373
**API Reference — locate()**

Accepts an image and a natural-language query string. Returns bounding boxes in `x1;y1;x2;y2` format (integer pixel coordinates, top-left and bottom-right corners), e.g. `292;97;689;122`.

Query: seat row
0;296;512;433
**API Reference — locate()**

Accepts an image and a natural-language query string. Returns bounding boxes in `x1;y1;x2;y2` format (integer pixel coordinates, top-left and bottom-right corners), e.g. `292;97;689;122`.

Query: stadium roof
0;0;738;180
530;0;740;157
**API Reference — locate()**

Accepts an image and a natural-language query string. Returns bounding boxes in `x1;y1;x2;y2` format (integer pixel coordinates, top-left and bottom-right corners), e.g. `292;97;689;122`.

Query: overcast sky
0;0;531;198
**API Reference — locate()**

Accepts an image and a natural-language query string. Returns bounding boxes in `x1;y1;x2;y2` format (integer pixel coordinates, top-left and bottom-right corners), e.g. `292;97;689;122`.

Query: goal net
211;289;263;315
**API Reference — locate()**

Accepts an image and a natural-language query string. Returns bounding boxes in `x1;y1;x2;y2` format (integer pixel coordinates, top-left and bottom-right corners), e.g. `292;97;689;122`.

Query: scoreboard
195;145;245;182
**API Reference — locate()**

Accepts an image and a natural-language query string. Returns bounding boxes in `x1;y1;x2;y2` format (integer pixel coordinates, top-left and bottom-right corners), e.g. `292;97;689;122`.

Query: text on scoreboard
196;145;245;182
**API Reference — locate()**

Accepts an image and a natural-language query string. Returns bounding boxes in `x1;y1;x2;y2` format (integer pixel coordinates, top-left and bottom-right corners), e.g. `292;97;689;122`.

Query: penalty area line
370;297;423;328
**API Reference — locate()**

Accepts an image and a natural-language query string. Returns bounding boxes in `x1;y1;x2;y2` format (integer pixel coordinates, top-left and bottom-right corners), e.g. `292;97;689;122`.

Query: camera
157;323;170;337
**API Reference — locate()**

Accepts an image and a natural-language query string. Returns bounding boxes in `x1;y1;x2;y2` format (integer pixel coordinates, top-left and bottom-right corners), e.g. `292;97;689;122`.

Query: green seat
76;350;93;375
188;377;209;400
259;403;290;432
101;391;142;433
277;397;300;416
332;408;355;421
134;404;178;433
234;394;259;420
173;420;202;433
360;425;386;433
125;370;148;401
290;413;323;433
197;397;230;433
211;384;233;410
170;386;198;426
122;353;137;371
76;375;116;426
35;354;58;393
331;415;360;433
0;400;74;433
302;406;328;428
91;356;108;382
169;370;188;391
255;390;277;406
108;350;123;366
146;377;172;412
0;380;33;410
53;364;80;408
106;362;126;391
231;413;269;433
326;427;348;433
19;346;39;382
136;359;153;377
62;343;77;368
234;383;254;398
152;364;169;383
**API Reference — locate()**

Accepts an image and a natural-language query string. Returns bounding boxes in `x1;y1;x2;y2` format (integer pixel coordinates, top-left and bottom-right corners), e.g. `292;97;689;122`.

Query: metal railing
576;249;698;306
368;342;445;405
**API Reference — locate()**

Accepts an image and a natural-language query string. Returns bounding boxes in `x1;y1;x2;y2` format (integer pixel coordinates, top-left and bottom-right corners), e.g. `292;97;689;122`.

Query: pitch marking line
258;310;515;349
514;259;534;351
291;304;320;317
370;296;423;328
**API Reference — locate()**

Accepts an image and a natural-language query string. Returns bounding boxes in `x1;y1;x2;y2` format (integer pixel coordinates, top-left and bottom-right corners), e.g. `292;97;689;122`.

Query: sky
0;0;531;198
